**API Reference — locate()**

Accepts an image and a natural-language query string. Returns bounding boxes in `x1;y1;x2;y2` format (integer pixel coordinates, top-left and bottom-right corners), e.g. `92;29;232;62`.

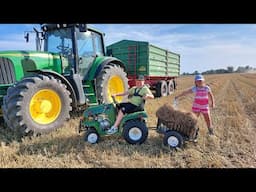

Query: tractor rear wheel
122;120;148;144
96;64;128;104
2;74;72;136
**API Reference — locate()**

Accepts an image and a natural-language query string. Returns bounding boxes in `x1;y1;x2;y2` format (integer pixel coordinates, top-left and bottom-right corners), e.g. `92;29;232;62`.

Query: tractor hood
0;50;62;83
83;103;115;117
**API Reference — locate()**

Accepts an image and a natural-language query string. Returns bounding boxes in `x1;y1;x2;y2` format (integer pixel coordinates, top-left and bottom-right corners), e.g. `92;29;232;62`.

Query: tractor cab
35;24;114;106
40;24;105;79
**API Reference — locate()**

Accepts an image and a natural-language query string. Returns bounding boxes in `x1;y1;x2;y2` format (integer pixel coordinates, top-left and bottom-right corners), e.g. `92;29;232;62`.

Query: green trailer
107;40;180;97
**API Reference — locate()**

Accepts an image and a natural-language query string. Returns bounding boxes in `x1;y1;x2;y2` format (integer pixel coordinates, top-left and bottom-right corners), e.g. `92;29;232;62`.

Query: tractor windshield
44;28;73;56
44;28;74;74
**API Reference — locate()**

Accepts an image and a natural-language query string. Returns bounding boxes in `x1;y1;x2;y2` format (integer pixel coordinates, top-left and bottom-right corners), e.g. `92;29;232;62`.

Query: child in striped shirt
175;74;215;135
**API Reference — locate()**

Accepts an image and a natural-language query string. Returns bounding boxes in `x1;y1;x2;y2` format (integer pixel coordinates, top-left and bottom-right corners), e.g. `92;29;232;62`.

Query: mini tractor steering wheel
111;95;120;109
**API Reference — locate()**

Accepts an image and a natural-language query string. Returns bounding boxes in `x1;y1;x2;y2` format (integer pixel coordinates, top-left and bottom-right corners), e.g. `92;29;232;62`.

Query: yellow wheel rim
29;89;61;125
107;75;125;103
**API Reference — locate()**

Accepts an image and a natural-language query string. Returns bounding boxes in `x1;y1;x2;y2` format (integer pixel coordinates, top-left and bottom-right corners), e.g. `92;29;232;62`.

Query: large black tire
96;64;128;104
155;80;168;97
173;79;177;90
122;120;148;144
2;74;72;136
163;131;184;149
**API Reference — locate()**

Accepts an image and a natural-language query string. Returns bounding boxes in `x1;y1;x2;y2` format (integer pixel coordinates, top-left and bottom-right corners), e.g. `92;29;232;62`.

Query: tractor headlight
99;119;111;130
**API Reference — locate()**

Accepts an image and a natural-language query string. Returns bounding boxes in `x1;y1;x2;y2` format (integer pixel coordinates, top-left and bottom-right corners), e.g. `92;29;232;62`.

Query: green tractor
79;96;148;144
0;24;128;136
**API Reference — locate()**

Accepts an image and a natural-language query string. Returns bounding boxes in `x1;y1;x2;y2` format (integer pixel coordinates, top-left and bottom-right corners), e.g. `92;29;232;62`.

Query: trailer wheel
167;80;174;95
173;79;177;90
85;128;99;144
156;80;167;97
163;131;184;149
2;74;72;136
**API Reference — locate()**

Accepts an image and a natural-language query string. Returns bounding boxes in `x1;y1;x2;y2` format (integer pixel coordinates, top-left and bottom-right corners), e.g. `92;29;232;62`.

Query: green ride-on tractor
79;96;148;144
0;24;128;137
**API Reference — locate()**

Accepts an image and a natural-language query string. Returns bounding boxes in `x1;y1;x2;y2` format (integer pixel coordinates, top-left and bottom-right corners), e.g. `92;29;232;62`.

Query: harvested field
0;73;256;168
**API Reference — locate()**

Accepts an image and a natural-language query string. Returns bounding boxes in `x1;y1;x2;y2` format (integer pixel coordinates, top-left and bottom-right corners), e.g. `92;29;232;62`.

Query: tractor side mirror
24;32;29;43
79;24;87;32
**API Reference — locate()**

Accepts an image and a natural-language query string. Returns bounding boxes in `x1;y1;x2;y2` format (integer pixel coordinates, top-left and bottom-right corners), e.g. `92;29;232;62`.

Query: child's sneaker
189;138;198;143
106;126;118;135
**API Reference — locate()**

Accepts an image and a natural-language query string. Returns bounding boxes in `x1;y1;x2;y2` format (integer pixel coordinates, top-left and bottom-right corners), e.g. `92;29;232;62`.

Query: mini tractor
0;24;128;136
79;96;148;144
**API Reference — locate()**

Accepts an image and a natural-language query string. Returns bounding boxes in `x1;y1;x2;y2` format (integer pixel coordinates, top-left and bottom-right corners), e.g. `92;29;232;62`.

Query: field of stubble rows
0;73;255;168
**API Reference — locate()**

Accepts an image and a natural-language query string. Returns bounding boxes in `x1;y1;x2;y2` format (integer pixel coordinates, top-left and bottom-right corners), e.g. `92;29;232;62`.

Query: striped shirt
191;85;211;113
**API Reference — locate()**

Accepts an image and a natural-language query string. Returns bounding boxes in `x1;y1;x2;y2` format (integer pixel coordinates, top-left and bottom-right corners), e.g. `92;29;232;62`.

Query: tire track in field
231;79;256;165
218;79;243;166
233;74;256;119
238;74;256;89
209;77;231;138
216;78;256;167
232;77;256;133
212;79;232;151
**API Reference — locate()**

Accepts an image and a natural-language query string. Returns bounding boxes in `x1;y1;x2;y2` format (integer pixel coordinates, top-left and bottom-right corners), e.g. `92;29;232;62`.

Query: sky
0;24;255;74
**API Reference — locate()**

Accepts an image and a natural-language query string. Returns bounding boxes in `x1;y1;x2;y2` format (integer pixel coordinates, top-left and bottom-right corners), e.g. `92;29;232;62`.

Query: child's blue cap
195;74;204;81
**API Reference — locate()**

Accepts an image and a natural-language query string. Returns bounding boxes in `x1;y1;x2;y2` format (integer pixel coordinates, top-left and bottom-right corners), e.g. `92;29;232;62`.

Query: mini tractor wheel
163;131;184;149
122;120;148;144
85;128;99;144
2;74;72;136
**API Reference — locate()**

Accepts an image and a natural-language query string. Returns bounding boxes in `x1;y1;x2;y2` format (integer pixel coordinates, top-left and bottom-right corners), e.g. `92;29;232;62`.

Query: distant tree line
182;65;256;75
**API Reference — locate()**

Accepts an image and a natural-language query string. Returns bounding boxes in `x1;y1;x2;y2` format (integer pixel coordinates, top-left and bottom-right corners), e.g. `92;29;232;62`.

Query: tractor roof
41;24;104;36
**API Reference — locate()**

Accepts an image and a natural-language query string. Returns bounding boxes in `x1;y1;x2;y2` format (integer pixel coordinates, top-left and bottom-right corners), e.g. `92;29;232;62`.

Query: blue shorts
118;102;138;114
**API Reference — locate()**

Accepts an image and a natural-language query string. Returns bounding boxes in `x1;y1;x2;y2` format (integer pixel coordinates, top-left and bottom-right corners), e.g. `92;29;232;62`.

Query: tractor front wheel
85;128;99;144
2;74;72;136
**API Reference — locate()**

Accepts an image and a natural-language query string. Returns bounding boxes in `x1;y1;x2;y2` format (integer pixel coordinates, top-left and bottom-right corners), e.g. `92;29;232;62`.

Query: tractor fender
32;70;78;108
94;57;126;79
